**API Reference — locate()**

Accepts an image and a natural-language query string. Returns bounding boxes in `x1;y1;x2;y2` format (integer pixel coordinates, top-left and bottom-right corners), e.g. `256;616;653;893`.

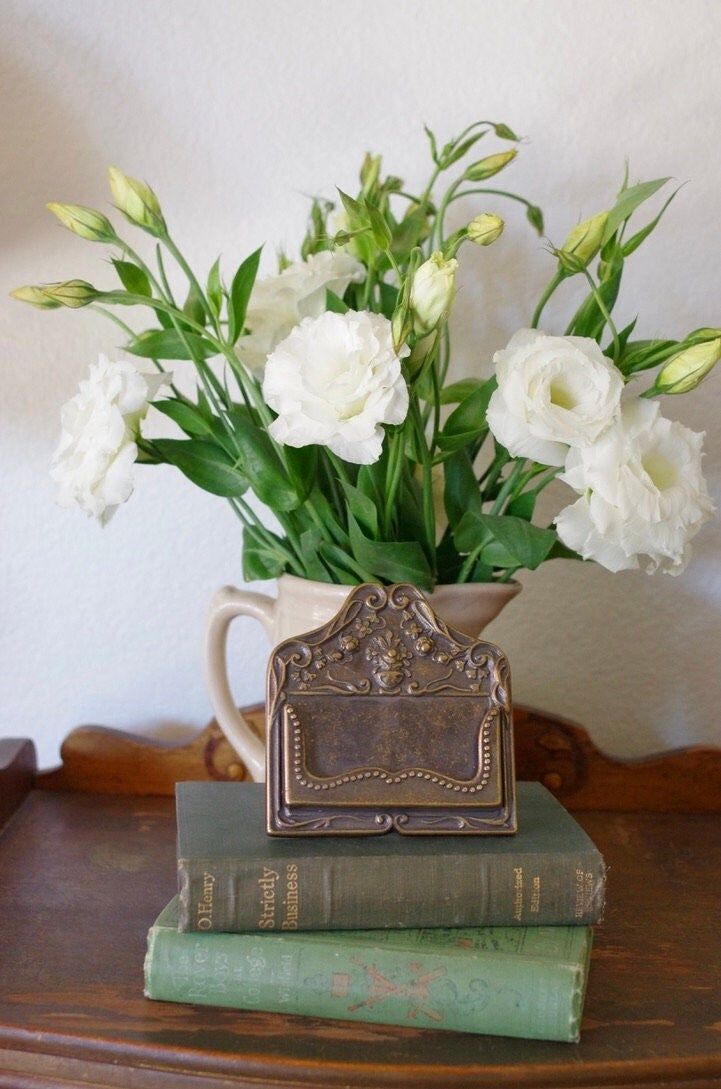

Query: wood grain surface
2;771;721;1087
38;704;721;812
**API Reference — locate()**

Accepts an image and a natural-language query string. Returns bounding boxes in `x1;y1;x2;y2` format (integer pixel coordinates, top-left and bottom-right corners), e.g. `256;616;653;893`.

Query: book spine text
178;849;605;932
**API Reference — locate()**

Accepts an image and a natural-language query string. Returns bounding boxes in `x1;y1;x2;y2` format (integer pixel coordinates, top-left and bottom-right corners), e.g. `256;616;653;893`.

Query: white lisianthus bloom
237;250;363;373
555;398;714;575
51;355;166;524
486;329;624;466
262;310;409;465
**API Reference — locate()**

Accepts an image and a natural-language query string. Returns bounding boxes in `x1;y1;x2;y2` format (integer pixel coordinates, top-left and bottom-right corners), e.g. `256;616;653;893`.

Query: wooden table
1;707;721;1088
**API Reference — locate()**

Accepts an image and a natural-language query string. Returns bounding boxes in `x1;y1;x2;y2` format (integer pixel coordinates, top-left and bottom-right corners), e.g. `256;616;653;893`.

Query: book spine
178;849;605;932
145;925;591;1043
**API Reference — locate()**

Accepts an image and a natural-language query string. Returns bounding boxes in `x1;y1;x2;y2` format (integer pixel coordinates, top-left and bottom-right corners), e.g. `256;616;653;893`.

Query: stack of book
145;781;605;1042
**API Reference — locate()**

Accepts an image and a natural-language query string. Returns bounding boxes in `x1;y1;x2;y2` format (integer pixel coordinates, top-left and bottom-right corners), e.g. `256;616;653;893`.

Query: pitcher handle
204;585;275;781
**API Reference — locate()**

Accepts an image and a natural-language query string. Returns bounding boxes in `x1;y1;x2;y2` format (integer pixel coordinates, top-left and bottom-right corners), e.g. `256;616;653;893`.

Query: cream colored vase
205;574;521;782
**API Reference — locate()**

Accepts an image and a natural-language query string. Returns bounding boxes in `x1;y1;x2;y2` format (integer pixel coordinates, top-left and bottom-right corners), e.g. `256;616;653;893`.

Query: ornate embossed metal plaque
266;584;517;835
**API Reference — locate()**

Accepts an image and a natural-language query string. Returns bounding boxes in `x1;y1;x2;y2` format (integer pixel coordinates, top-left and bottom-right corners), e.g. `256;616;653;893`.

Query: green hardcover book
146;898;593;1042
177;782;605;932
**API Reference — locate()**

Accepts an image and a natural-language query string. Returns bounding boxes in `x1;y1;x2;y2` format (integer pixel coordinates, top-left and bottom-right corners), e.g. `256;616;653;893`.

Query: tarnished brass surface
266;584;517;835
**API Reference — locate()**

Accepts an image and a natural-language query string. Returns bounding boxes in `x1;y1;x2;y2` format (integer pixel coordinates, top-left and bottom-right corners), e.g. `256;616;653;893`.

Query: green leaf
299;528;332;582
364;201;392;249
207;256;223;317
340;480;379;538
242;525;285;581
285;444;317;505
228;246;262;345
455;511;556;570
307;487;350;547
112;259;152;297
228;411;299;511
378;281;399;319
602;177;670;244
356;459;386;512
318;541;369;583
567;260;624;342
440;131;486;170
435;530;464;583
125;328;217;360
621;186;682;257
182;282;206;327
505;490;536;520
424;124;440;165
443;450;481;526
153;398;213;437
391;206;430;259
437;378;484;405
153;438;247;497
348;515;433;589
325;288;349;314
438;377;497;451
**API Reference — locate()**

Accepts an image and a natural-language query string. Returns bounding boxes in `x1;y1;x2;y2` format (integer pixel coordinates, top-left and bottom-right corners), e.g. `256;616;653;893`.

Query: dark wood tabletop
1;711;721;1089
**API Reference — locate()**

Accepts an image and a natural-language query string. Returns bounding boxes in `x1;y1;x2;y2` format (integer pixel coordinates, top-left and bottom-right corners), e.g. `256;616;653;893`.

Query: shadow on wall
0;48;102;251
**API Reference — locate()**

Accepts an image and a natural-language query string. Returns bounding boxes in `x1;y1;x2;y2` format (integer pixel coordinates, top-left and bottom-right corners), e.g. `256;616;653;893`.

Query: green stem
457;542;484;583
490;460;527;515
162;233;220;335
383;430;405;537
530;270;564;329
433;176;464;251
580;267;621;359
448;187;537;213
410;399;436;558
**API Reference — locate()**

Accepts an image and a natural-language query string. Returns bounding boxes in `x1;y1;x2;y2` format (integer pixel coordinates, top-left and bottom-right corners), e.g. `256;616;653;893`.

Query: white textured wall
3;0;720;768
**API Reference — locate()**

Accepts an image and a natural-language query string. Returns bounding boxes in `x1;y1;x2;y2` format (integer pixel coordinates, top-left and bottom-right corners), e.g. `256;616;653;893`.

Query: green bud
360;152;382;196
47;202;116;243
108;166;166;236
467;212;504;246
558;211;608;270
40;279;98;308
410;251;458;335
656;337;721;394
10;284;61;309
464;149;517;182
554;248;587;275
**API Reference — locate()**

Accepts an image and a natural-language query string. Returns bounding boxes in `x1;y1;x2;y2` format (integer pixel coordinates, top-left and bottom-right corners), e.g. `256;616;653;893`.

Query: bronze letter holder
266;583;517;835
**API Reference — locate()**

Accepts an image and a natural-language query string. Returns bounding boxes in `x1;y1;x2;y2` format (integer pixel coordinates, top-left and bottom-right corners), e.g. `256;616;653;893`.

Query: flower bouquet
14;120;718;592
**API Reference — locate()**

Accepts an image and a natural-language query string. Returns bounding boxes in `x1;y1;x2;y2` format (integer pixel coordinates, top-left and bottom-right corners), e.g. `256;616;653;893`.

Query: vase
205;574;521;781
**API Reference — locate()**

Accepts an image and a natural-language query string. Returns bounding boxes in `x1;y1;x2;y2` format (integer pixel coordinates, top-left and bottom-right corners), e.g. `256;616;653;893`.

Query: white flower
51;355;166;524
262;309;409;465
237;250;363;372
486;329;624;467
410;252;458;334
555;398;714;575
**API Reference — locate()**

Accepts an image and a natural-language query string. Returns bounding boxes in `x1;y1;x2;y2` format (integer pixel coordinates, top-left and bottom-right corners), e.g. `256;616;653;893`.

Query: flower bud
360;152;382;196
467;212;504;246
656;338;721;394
108;166;166;236
410;252;458;334
47;203;117;243
558;211;608;270
10;284;62;309
464;150;517;182
40;280;98;308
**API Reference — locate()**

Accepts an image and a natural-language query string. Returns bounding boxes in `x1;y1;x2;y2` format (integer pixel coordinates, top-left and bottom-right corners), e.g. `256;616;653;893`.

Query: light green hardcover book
145;898;593;1042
